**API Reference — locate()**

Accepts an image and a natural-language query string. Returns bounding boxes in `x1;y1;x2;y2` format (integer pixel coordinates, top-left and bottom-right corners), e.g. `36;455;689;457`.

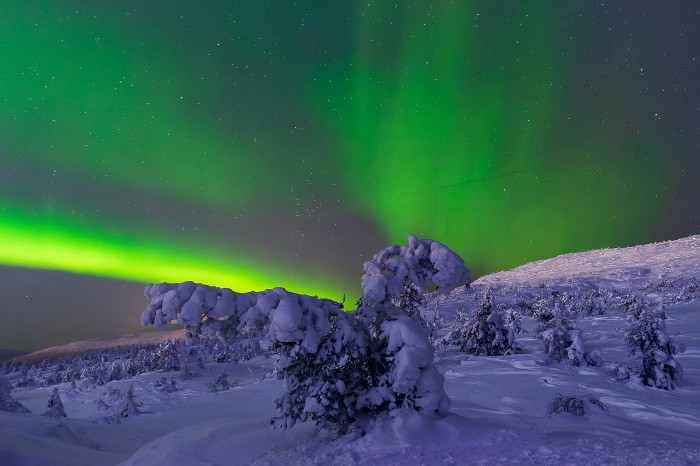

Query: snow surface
1;235;699;465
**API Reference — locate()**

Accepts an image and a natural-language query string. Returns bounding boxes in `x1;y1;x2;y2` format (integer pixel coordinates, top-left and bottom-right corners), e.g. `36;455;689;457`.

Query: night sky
1;1;698;351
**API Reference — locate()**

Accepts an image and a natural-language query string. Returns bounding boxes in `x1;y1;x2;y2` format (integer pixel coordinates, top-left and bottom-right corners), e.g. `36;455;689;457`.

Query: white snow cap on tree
360;234;470;307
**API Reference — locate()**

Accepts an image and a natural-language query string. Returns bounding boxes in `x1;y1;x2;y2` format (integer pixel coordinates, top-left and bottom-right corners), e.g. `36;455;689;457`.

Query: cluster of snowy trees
0;334;265;393
439;284;687;390
440;292;521;356
492;273;699;319
0;376;67;418
142;235;471;434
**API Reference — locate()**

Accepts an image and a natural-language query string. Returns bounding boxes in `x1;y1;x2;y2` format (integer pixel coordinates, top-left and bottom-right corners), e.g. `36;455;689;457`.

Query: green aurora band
0;2;690;302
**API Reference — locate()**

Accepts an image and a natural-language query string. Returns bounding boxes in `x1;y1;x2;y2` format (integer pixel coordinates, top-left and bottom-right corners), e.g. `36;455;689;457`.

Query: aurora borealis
1;2;698;351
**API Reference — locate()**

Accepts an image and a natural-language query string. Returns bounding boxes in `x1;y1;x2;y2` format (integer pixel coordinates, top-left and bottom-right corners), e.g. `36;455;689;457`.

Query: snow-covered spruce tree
350;235;470;419
43;387;67;418
624;304;686;389
267;301;373;435
442;292;520;356
142;235;470;435
534;297;589;366
120;383;142;418
0;376;30;413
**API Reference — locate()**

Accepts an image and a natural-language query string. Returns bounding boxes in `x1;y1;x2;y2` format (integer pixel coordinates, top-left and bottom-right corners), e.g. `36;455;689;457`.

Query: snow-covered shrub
504;308;523;337
95;414;121;425
624;305;686;389
441;293;521;356
212;370;229;391
43;387;67;418
546;394;584;417
228;329;265;363
95;399;111;411
213;339;229;363
535;299;589;366
677;281;698;302
546;394;609;417
106;387;125;403
0;376;30;413
176;351;192;381
14;373;37;388
607;361;634;382
154;376;178;393
584;349;603;367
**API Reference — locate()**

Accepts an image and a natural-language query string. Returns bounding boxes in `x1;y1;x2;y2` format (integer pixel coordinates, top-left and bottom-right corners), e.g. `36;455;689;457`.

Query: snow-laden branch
143;283;344;351
359;234;470;307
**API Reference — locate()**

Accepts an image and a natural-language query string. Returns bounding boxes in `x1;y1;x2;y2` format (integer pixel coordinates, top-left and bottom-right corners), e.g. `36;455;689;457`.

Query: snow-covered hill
429;235;699;323
13;327;185;365
1;236;699;465
477;235;699;289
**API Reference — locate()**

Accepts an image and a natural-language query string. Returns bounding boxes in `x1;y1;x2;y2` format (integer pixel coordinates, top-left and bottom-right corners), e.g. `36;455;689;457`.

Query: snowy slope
429;235;699;323
477;235;699;289
14;327;186;365
1;236;699;465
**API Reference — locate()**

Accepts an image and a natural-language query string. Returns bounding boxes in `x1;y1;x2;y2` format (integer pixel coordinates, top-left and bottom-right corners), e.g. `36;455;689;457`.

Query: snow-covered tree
153;340;181;371
535;298;588;366
0;376;30;413
267;295;373;435
350;236;468;423
120;383;142;418
442;293;520;355
212;370;229;391
43;387;67;418
624;304;686;389
504;308;523;338
179;352;193;381
357;315;450;417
